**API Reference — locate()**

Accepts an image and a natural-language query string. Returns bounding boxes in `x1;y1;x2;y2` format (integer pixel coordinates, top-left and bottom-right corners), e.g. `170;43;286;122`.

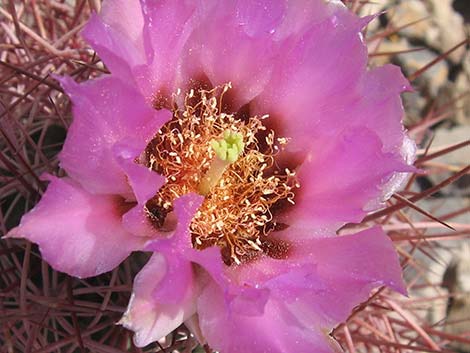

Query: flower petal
122;206;156;238
114;145;166;237
251;5;415;225
252;3;369;147
275;226;405;327
114;144;165;204
197;227;403;352
145;193;204;303
235;0;286;37
122;194;203;347
7;177;142;278
198;280;342;353
138;0;199;98
280;127;413;232
272;0;345;40
82;0;147;87
346;65;412;152
184;1;281;109
229;226;404;302
119;253;196;347
57;75;170;195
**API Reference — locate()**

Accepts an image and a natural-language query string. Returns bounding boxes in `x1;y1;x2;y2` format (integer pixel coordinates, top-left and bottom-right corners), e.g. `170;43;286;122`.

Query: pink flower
7;0;416;352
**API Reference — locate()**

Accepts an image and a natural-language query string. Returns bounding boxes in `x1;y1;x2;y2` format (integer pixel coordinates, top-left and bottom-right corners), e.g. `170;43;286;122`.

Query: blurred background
358;1;469;352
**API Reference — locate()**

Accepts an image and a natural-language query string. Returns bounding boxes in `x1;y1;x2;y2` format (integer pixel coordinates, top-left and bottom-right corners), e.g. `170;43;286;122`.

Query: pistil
198;130;244;196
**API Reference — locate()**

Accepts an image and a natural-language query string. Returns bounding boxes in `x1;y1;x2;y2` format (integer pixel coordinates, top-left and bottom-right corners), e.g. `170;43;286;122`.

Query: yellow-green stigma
212;130;245;163
198;130;245;196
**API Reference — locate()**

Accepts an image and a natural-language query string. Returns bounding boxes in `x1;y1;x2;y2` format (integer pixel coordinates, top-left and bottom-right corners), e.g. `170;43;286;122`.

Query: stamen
143;84;299;265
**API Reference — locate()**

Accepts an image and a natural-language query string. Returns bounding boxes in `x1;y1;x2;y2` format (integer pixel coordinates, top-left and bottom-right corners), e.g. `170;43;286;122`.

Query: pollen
144;84;298;265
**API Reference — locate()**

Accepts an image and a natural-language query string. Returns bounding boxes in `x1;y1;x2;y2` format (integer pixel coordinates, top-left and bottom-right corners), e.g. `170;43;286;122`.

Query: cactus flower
7;0;416;352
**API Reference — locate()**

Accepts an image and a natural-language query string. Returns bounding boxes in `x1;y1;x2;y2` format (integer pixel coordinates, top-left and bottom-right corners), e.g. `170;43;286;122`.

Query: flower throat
144;84;298;265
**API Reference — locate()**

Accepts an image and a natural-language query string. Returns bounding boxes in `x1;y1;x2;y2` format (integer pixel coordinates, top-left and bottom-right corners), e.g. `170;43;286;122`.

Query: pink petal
183;0;362;109
7;177;143;278
145;194;204;303
114;145;166;237
275;226;405;327
184;314;206;345
249;5;415;229
82;0;147;88
183;2;281;109
272;0;346;40
114;144;165;204
198;280;342;353
347;65;412;152
119;253;196;347
298;228;404;323
228;226;404;307
252;3;369;149
57;75;170;195
235;0;286;37
279;127;413;232
133;0;347;108
122;194;203;347
122;206;156;238
99;0;144;44
197;227;403;352
138;0;199;98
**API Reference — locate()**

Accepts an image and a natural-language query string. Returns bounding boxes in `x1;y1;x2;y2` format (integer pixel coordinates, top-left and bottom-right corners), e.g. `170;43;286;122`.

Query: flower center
143;84;298;265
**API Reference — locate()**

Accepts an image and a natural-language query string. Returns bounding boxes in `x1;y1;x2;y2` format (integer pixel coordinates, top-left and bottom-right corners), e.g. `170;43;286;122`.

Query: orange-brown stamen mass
144;84;298;265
